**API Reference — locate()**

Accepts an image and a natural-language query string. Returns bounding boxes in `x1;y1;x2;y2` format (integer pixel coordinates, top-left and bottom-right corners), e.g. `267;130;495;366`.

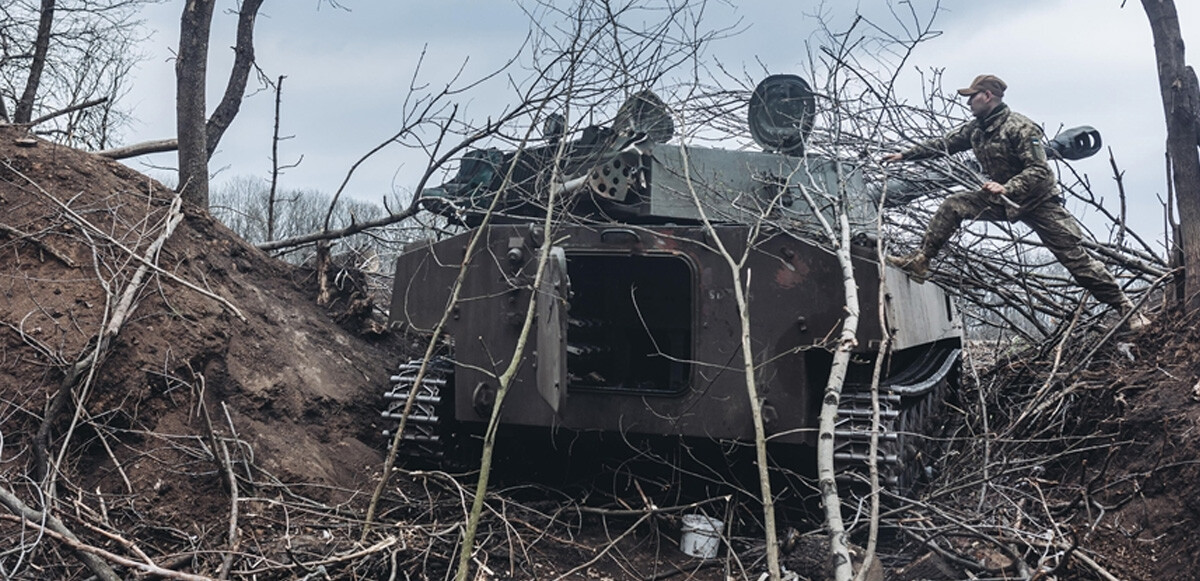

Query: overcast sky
119;0;1198;243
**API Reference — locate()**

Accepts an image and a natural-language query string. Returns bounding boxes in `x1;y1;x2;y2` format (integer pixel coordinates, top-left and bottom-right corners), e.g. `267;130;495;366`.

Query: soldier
882;74;1148;331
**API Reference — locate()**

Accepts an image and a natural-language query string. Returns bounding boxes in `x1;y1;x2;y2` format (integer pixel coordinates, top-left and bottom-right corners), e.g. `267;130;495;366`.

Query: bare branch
95;138;178;159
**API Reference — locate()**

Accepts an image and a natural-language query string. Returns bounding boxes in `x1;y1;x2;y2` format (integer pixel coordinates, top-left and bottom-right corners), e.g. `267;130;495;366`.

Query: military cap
957;74;1007;97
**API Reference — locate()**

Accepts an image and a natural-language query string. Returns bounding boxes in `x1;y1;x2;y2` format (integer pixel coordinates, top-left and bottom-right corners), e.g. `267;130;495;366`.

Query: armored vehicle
383;76;963;488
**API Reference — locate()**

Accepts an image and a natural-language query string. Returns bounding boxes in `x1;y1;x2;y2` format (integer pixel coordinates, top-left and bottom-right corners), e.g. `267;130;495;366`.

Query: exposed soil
1060;307;1200;581
0;125;397;575
1;122;1199;580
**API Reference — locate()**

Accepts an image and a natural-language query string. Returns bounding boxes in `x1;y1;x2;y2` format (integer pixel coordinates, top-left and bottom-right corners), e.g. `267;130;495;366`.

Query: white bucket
679;514;723;559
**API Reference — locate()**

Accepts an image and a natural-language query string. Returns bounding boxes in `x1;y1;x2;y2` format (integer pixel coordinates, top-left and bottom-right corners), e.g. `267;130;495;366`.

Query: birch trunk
816;208;860;581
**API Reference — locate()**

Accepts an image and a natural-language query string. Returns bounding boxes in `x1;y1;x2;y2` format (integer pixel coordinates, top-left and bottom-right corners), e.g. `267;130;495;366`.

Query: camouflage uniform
900;103;1127;306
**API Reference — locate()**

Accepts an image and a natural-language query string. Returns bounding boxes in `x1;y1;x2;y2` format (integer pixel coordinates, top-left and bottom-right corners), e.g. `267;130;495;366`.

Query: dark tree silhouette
1142;0;1200;310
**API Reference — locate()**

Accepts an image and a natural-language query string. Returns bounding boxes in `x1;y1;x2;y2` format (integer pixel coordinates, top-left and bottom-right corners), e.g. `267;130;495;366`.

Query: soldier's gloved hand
881;153;903;164
982;181;1006;195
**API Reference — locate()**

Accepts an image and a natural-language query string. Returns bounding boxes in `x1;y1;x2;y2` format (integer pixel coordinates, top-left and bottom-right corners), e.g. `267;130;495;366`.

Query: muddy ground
0;124;1198;580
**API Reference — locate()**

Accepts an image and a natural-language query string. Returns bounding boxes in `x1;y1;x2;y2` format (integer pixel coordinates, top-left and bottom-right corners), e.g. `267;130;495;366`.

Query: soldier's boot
1116;299;1150;332
886;251;930;283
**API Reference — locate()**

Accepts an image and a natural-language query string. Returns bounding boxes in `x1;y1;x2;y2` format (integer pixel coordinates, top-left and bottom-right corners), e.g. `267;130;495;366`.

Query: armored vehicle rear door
537;247;569;413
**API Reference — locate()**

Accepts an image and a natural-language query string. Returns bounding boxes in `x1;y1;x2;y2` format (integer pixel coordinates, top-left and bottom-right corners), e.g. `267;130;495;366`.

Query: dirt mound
0;125;393;546
1069;307;1200;581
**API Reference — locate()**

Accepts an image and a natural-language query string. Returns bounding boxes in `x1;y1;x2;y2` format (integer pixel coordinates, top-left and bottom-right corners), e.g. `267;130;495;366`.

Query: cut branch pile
838;296;1200;581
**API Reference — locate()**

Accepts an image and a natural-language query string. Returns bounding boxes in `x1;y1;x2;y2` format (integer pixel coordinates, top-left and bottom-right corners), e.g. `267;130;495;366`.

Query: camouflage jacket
902;104;1058;212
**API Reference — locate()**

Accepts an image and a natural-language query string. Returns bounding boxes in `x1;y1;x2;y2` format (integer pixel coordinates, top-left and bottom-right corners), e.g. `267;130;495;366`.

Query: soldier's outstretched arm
892;122;973;162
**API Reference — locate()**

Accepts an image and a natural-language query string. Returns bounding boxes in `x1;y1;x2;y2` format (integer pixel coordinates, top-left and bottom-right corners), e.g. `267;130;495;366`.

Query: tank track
381;349;958;488
833;347;961;492
381;357;454;461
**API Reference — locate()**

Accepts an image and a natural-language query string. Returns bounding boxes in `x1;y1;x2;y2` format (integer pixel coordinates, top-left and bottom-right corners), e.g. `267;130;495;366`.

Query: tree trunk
176;0;216;207
15;0;56;123
268;75;285;242
206;0;265;157
1142;0;1200;311
817;209;860;581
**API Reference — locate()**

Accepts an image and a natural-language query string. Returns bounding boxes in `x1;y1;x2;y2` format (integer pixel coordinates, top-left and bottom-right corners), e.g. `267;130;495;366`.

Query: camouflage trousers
919;190;1128;306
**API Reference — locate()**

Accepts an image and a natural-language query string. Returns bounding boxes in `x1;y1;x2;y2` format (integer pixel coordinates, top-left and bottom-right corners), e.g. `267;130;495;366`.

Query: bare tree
176;0;266;207
0;0;150;148
13;0;55;124
1141;0;1200;310
174;0;215;206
